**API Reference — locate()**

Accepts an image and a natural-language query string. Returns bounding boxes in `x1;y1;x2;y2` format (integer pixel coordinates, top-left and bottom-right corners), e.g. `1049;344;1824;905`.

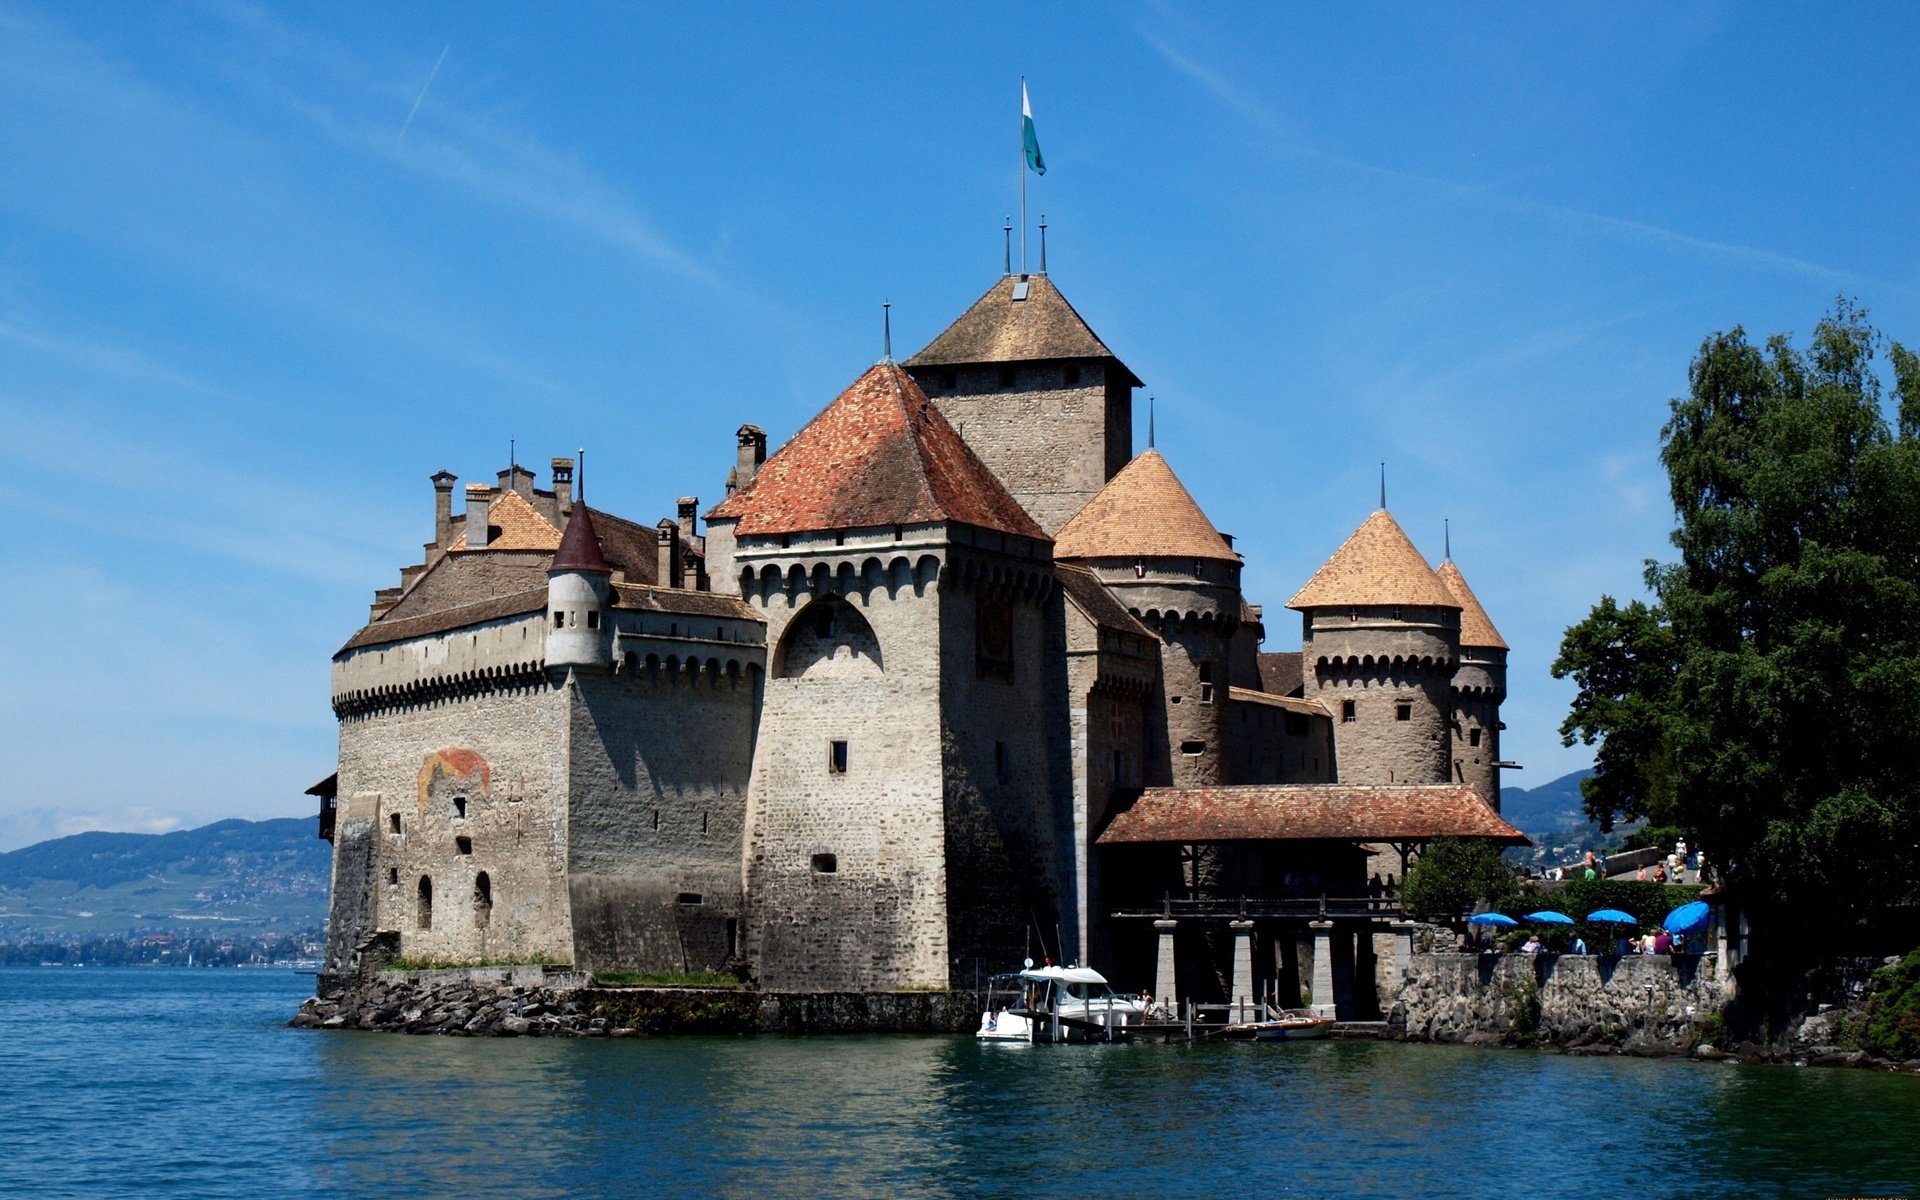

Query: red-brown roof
708;361;1047;540
1097;784;1527;846
551;502;610;574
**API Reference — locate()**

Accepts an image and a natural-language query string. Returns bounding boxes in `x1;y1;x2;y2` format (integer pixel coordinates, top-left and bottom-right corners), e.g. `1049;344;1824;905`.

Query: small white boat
976;965;1150;1043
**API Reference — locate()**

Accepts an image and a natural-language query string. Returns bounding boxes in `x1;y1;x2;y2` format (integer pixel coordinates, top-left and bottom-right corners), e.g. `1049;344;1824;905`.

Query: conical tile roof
905;275;1141;385
550;501;611;574
1053;449;1238;562
707;361;1047;540
1287;510;1459;610
1436;560;1508;650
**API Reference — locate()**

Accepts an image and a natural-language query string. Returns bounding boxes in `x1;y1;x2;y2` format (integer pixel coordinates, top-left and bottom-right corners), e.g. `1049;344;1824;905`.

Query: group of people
1366;873;1398;900
1635;839;1708;885
1517;927;1687;956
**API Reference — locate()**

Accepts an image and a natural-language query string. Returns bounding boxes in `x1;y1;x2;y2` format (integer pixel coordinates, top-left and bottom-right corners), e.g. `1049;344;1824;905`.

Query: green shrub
1863;948;1920;1061
592;969;741;988
1504;972;1541;1046
1402;837;1518;920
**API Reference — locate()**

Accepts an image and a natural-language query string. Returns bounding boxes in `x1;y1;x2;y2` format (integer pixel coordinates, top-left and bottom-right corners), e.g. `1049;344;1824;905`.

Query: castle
315;270;1524;1017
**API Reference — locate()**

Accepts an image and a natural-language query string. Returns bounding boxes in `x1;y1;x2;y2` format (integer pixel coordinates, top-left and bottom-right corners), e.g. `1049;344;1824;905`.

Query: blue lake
2;967;1916;1198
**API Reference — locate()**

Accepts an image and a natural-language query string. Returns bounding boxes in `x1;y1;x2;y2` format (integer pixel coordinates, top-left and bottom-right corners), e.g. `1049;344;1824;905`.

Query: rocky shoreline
290;968;980;1037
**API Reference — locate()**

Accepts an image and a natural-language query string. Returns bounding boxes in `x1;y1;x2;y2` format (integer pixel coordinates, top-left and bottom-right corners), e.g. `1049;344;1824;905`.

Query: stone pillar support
1230;920;1255;1022
1389;921;1417;987
1309;920;1337;1020
1153;920;1179;1013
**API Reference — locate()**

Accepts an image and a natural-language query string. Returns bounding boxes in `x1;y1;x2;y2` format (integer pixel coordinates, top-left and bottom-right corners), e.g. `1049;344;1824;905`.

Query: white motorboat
976;965;1150;1043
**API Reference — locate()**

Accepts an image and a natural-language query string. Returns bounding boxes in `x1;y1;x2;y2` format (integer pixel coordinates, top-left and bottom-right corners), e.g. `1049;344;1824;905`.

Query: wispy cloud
1136;21;1893;295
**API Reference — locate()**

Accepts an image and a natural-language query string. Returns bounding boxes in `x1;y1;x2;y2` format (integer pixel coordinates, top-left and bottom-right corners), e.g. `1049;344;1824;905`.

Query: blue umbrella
1467;912;1518;928
1586;909;1638;925
1525;910;1576;926
1665;900;1711;934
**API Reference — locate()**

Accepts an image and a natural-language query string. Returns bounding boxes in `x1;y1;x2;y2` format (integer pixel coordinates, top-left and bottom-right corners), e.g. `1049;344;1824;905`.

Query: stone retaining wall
292;972;980;1037
1393;952;1723;1052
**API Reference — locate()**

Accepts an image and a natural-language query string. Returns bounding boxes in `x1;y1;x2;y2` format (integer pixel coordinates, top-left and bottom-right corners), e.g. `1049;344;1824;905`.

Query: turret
1054;449;1241;787
546;501;612;671
1437;557;1509;810
1288;509;1460;786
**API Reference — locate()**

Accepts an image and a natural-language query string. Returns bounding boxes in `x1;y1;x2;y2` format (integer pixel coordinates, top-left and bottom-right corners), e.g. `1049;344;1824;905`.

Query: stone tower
546;501;613;672
904;275;1140;535
1289;510;1461;786
1053;449;1242;787
1436;558;1508;811
707;359;1061;992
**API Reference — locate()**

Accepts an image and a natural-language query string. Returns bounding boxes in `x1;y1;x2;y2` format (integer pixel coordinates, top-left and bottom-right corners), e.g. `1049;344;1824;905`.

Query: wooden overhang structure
1097;783;1528;920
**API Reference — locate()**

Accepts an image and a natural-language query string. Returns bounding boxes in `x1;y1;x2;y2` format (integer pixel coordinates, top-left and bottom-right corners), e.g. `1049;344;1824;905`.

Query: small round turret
1437;558;1508;809
547;501;612;671
1289;509;1461;786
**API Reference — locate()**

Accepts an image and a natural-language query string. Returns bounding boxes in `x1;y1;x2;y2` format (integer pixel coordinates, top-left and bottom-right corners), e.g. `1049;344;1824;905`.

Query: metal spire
1379;462;1387;510
1003;216;1012;276
882;300;893;362
1038;213;1048;275
577;448;585;503
1444;517;1451;561
1148;396;1156;449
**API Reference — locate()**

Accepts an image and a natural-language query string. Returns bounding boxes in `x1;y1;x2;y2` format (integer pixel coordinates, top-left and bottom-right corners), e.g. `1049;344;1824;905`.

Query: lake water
3;968;1916;1198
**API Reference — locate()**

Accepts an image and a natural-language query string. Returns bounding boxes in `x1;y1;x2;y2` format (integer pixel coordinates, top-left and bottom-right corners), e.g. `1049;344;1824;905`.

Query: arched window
417;876;433;930
474;872;492;928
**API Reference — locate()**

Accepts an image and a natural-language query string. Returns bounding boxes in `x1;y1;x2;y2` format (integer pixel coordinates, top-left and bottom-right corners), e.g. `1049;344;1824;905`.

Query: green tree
1400;837;1516;921
1553;300;1920;934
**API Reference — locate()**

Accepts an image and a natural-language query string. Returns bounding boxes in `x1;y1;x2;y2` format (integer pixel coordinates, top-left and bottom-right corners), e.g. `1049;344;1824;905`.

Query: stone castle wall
1303;606;1457;786
1395;951;1724;1050
739;539;953;991
562;658;762;974
328;679;576;971
919;361;1128;533
1450;647;1505;809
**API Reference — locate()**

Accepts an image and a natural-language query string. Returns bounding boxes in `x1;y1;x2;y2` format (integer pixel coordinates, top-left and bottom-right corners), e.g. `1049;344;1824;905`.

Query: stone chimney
656;519;680;588
498;464;535;499
465;484;492;549
727;425;767;495
551;457;575;518
677;497;698;544
431;471;458;547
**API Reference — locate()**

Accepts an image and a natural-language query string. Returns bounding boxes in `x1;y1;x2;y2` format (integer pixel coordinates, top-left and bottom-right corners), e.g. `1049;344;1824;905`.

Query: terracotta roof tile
904;275;1140;385
1256;651;1304;696
1056;564;1153;638
1053;450;1238;563
1436;560;1509;650
450;489;563;552
1287;510;1459;610
708;361;1046;540
551;502;611;574
1096;784;1527;845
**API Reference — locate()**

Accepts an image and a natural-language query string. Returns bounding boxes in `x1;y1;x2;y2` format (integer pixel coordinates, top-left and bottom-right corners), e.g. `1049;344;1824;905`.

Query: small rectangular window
586;610;600;629
676;892;704;906
1396;702;1412;722
1180;740;1206;756
1469;728;1482;747
812;852;838;874
829;740;849;774
389;814;402;834
1199;663;1214;704
1341;700;1356;723
455;836;473;856
553;611;565;628
387;867;399;885
452;796;467;819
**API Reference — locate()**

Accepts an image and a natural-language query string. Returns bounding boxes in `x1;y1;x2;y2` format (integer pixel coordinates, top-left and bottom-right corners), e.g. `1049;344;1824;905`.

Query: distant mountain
1499;768;1596;836
0;817;330;940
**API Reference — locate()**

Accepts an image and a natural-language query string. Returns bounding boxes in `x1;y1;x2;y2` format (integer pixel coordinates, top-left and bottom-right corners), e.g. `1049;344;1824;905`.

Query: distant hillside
0;817;330;940
1499;768;1596;836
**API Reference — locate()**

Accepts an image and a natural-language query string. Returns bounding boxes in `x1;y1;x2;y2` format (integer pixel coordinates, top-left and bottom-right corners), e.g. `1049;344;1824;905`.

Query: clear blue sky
3;2;1916;849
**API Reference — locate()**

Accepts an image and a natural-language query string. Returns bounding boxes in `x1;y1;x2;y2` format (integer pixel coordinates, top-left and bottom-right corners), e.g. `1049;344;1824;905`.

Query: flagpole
1019;77;1027;275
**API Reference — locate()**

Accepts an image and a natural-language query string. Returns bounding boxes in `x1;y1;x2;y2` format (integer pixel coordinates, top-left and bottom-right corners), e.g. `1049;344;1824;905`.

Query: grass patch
592;969;741;989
